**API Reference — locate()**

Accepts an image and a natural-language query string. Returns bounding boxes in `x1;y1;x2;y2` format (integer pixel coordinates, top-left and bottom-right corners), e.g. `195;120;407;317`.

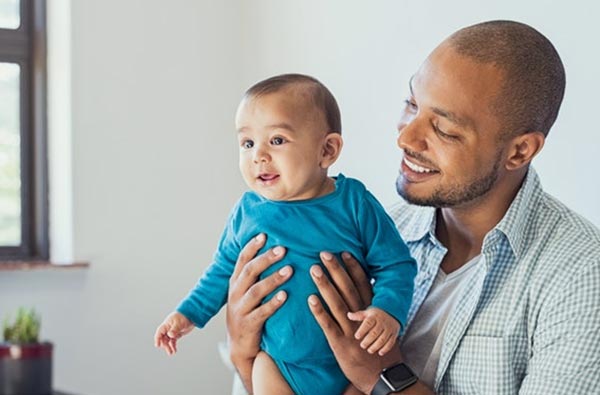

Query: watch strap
371;363;418;395
371;377;394;395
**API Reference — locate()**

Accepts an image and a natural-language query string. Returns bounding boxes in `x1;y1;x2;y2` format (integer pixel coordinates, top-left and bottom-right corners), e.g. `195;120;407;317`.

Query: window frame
0;0;48;261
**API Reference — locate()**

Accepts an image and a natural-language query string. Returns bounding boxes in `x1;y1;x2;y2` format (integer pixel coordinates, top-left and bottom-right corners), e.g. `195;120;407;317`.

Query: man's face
235;89;330;201
396;44;508;208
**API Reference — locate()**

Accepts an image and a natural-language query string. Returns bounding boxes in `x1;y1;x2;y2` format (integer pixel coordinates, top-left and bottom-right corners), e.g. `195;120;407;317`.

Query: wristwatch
371;363;418;395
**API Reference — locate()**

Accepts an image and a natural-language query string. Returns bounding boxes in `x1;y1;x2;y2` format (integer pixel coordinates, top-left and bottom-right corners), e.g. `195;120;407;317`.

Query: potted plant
0;308;52;395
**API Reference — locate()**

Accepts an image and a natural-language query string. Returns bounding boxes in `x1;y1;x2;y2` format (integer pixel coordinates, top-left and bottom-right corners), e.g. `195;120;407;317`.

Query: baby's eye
241;140;254;149
271;137;286;145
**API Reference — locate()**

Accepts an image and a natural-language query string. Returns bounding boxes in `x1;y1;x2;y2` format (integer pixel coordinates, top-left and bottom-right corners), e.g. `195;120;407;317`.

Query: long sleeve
357;190;417;330
176;203;243;328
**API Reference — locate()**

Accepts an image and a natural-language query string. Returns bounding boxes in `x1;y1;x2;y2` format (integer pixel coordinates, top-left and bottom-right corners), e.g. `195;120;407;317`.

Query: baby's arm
347;307;400;356
154;311;195;356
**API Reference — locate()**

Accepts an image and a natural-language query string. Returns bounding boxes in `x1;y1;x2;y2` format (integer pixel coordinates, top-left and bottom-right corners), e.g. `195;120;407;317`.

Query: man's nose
397;115;427;153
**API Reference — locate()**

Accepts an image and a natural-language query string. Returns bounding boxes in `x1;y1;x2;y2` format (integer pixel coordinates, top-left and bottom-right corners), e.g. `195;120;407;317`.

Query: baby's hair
244;73;342;134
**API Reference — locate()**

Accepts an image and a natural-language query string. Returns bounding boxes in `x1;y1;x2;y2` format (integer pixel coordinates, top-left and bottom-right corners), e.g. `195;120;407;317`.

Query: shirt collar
494;166;543;260
401;204;436;243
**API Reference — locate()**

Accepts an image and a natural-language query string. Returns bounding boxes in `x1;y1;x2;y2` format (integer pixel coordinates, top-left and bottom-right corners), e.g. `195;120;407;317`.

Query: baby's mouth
258;173;280;182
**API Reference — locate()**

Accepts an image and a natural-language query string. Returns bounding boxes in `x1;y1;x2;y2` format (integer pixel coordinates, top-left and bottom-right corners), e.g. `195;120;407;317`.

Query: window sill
0;261;89;271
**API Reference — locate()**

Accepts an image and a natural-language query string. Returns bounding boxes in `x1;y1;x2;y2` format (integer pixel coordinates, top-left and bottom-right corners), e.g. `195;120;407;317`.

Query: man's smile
403;157;436;173
400;156;440;183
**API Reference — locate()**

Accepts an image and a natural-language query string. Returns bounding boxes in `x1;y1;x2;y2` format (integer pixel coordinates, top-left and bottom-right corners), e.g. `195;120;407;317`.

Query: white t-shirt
400;255;482;388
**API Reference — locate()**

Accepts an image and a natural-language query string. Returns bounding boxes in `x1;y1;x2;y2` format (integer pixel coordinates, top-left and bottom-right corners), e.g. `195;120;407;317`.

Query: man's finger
231;233;266;283
307;294;343;339
248;290;288;324
342;252;373;306
233;246;287;299
239;266;293;312
320;252;363;312
310;265;354;333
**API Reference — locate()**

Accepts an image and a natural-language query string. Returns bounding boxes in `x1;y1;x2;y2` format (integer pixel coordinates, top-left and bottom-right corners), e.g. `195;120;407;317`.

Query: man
224;20;600;394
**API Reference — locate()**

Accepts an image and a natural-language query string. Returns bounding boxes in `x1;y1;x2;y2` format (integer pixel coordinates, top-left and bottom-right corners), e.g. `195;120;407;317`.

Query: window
0;0;48;261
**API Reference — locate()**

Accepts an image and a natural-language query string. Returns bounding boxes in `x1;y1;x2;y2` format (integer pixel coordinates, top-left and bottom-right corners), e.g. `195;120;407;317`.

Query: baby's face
235;89;331;201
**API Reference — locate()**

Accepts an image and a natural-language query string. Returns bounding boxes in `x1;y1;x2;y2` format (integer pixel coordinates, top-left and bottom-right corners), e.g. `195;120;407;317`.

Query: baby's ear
320;133;343;168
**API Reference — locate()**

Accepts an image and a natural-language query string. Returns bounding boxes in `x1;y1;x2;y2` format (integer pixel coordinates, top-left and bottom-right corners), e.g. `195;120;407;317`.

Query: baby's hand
347;307;400;356
154;312;194;356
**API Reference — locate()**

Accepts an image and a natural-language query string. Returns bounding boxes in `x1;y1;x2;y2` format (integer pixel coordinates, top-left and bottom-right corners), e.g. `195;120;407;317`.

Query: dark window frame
0;0;48;261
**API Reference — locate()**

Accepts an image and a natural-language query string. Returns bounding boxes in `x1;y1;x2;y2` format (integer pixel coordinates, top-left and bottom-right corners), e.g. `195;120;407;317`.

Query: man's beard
396;153;501;208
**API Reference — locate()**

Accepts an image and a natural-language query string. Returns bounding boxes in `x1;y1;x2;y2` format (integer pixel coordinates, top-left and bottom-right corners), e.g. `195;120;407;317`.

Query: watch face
385;363;416;388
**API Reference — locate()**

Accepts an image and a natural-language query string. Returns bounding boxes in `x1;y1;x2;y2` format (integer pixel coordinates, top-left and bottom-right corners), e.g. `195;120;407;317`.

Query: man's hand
226;233;293;391
308;252;395;394
309;252;435;395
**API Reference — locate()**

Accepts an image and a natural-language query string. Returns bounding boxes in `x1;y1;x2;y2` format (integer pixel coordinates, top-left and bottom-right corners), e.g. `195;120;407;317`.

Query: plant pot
0;342;52;395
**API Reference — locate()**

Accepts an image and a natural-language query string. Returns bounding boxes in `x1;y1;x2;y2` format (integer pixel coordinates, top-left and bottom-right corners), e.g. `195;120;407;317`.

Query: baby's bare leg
252;351;294;395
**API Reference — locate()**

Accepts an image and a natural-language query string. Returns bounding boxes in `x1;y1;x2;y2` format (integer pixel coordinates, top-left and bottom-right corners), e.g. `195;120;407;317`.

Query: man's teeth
404;158;434;173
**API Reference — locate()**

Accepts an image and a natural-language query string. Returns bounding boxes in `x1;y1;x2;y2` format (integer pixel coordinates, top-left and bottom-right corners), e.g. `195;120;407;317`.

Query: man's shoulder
516;190;600;298
517;168;600;264
541;192;600;237
534;191;600;261
522;192;600;340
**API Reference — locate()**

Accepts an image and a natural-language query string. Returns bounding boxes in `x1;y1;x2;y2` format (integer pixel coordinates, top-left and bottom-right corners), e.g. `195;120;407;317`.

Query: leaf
2;307;40;343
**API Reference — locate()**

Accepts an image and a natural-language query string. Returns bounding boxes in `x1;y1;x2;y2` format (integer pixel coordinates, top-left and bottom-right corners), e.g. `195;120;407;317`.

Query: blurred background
1;1;598;394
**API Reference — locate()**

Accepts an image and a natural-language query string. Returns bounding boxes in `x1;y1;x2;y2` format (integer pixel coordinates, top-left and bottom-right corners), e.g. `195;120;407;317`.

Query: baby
154;74;416;395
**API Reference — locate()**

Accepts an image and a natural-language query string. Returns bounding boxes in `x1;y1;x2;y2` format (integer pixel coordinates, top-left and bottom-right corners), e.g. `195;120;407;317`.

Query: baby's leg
252;351;294;395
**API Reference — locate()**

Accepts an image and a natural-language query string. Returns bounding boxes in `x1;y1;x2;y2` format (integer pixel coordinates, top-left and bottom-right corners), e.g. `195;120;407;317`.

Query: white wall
3;1;244;394
239;1;600;227
1;1;599;395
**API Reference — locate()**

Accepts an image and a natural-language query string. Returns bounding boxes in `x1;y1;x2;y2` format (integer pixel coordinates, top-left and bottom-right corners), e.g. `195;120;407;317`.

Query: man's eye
271;137;285;145
242;140;254;149
404;99;418;112
433;124;458;140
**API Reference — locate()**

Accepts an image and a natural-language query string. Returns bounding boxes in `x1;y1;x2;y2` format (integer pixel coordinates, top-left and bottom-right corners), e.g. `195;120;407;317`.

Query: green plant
2;307;40;343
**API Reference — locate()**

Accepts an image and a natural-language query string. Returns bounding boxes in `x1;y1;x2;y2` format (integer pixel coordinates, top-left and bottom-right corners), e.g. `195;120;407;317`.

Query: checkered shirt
388;167;600;394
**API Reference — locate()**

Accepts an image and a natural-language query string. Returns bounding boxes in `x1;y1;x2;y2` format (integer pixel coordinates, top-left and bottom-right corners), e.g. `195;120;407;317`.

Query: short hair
448;20;566;137
244;73;342;134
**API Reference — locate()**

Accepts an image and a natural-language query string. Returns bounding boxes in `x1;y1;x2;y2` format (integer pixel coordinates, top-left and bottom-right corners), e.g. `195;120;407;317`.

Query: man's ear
505;131;545;170
320;133;343;168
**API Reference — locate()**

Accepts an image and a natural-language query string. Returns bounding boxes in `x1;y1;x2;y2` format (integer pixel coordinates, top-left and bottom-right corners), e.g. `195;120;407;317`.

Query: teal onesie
177;174;416;394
